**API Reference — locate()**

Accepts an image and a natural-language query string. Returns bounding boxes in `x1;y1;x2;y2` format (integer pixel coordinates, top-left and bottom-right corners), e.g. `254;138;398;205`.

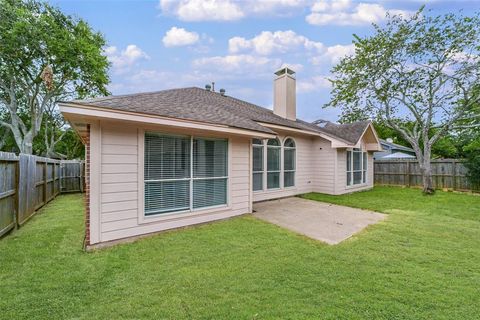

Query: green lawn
1;187;479;319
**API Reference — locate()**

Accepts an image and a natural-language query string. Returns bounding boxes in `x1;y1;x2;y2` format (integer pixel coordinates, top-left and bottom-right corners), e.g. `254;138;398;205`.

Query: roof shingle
68;87;370;144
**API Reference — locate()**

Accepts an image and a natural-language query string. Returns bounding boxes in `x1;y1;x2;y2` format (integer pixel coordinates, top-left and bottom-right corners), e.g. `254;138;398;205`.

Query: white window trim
252;142;264;192
346;148;368;188
266;139;281;190
138;129;231;224
283;137;296;189
252;137;297;193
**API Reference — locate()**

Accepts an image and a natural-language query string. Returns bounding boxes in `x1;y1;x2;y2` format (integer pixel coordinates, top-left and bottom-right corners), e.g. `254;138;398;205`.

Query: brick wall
84;124;91;248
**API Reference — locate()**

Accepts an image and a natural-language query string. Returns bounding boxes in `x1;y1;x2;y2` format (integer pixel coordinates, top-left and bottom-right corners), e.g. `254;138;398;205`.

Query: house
374;138;416;160
59;67;382;248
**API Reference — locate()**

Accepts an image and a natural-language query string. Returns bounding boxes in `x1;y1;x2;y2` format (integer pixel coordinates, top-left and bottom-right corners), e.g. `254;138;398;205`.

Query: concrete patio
253;197;386;244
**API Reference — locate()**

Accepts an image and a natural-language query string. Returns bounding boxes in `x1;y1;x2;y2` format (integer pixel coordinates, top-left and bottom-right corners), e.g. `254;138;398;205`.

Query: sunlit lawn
1;187;479;319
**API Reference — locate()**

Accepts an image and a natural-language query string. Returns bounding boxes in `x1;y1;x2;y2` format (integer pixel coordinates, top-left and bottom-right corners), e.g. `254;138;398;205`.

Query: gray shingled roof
68;87;370;144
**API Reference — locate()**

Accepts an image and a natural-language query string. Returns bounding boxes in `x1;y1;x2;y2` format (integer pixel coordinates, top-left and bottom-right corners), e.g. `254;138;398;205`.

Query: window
193;138;228;209
144;133;228;216
267;138;281;189
283;138;296;187
252;139;263;191
346;148;367;186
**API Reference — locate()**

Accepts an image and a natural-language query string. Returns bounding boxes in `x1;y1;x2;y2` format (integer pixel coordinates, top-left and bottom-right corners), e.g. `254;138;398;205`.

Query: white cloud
249;0;307;14
162;27;200;47
310;44;355;65
104;45;149;73
159;0;244;21
297;75;331;93
229;30;324;55
159;0;307;21
193;54;281;73
306;0;411;26
227;30;353;69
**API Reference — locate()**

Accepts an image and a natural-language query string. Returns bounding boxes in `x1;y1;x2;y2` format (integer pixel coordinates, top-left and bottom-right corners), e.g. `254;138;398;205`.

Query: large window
144;133;228;216
347;148;367;186
283;138;296;188
267;138;281;189
252;137;296;191
252;139;264;191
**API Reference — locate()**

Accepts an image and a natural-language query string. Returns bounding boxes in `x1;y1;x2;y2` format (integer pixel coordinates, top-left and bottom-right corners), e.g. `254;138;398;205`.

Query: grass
0;187;479;319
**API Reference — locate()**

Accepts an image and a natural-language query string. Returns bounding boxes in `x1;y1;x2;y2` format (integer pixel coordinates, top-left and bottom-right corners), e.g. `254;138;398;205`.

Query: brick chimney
273;67;296;121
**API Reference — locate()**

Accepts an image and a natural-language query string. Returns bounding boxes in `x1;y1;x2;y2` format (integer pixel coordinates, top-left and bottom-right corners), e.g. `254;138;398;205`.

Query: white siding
95;122;251;245
311;137;336;194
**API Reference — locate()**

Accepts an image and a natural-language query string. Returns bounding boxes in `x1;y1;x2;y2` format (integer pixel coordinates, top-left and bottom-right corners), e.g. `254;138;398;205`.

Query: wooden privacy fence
0;152;84;237
374;159;479;192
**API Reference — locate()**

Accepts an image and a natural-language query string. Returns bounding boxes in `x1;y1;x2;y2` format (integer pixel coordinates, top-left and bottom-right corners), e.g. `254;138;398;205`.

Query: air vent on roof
313;119;329;128
219;88;226;96
205;84;211;91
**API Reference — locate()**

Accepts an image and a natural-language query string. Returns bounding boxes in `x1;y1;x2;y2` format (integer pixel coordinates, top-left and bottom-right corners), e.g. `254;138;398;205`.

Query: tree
327;8;480;194
0;0;109;154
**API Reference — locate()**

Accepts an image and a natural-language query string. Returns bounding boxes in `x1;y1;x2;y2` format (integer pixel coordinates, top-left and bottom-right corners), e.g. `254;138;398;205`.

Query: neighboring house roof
379;139;415;153
381;152;416;159
66;87;372;144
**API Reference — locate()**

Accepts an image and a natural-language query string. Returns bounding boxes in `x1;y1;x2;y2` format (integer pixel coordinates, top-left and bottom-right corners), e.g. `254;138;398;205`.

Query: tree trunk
420;153;435;195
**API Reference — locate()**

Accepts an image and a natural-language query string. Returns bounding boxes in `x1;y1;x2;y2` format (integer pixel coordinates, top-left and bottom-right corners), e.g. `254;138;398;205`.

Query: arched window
252;139;264;191
283;138;296;187
267;138;281;189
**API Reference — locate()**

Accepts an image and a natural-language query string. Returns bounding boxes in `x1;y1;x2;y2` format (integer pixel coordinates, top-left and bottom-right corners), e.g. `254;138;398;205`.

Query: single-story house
60;67;382;248
374;138;416;160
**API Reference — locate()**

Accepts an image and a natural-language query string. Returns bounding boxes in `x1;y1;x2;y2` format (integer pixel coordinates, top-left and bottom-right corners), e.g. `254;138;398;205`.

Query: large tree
0;0;109;154
327;8;480;194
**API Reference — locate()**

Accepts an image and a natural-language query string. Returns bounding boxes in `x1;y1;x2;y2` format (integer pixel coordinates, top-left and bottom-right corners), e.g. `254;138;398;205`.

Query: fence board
0;152;18;237
0;152;85;236
374;159;479;192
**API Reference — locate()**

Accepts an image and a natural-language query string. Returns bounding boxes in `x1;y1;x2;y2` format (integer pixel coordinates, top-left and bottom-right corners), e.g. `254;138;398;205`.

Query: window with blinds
283;138;296;188
252;139;263;191
193;138;228;209
144;133;228;216
346;148;367;186
267;138;281;189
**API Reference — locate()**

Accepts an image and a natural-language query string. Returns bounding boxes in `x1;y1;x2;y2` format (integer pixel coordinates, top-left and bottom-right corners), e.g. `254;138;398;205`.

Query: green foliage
328;8;480;159
463;136;480;186
1;189;480;318
0;0;109;155
0;0;109;98
54;129;84;159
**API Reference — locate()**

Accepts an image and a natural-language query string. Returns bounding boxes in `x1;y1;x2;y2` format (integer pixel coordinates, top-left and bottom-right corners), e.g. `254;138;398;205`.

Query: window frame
283;137;296;188
252;137;297;192
252;139;264;192
140;131;230;222
266;138;281;190
346;148;368;187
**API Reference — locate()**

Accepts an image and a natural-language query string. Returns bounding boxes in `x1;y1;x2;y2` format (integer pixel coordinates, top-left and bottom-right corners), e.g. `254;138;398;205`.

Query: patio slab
253;197;386;245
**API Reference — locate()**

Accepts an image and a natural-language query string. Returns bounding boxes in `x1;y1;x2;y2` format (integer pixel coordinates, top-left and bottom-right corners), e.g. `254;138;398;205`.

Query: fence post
14;158;19;229
406;161;410;187
452;160;457;191
43;160;47;205
80;161;84;193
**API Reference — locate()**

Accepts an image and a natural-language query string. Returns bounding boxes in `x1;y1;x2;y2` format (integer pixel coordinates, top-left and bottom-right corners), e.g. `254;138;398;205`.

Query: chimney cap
275;67;295;77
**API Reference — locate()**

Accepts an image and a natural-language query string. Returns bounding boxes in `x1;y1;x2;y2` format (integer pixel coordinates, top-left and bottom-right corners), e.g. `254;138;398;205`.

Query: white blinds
283;139;296;187
267;139;281;189
252;145;263;191
193;138;228;209
144;133;228;216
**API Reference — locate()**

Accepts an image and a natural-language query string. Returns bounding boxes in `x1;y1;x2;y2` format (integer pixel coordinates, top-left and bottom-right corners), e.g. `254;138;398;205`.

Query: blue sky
50;0;480;122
